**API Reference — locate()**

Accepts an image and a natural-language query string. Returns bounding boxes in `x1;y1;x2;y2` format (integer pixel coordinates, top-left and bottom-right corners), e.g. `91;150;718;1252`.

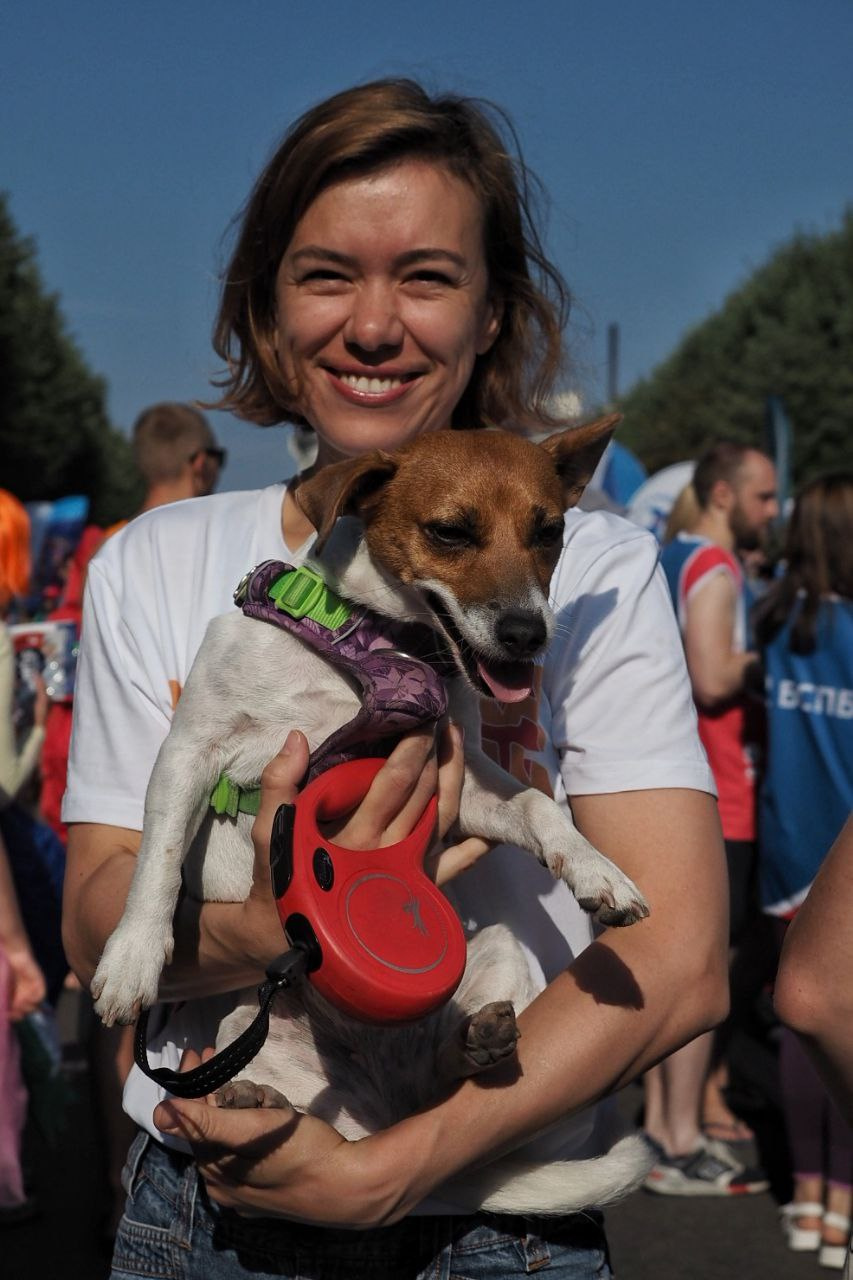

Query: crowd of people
0;77;850;1280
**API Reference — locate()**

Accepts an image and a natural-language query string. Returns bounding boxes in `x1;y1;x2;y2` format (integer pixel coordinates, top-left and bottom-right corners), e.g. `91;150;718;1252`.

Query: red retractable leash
133;757;467;1099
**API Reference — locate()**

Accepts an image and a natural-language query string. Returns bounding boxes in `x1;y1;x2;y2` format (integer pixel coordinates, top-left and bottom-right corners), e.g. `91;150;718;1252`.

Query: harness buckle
269;566;351;629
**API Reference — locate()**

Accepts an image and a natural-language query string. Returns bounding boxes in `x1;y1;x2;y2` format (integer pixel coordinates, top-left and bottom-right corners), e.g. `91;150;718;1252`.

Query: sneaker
643;1136;769;1196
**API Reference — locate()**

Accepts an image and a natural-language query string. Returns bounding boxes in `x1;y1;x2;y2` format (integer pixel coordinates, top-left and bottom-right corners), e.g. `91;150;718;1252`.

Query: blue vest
759;597;853;915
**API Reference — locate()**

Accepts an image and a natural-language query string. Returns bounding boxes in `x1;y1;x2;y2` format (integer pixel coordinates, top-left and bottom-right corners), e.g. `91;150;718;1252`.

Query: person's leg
643;1032;714;1155
822;1097;853;1261
779;1025;826;1239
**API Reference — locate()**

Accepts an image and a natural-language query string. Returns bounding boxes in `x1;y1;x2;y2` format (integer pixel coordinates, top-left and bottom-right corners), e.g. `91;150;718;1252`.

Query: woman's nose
344;281;404;354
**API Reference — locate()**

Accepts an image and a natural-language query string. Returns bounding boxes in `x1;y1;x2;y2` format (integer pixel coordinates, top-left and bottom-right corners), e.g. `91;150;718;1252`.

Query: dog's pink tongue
476;658;534;703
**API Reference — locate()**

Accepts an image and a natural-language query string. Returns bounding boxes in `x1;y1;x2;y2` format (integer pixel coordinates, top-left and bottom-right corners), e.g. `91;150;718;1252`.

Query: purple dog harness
237;558;450;782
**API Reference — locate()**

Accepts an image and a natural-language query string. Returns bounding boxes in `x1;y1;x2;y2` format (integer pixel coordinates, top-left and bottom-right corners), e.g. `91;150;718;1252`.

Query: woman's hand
5;944;47;1020
153;1051;411;1227
240;722;488;968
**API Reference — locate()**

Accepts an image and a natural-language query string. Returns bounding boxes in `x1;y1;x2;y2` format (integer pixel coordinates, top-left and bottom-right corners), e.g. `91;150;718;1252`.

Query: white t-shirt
64;483;713;1198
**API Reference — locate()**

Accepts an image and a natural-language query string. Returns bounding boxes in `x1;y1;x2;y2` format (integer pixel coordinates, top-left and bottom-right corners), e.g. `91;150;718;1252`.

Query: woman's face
274;159;501;465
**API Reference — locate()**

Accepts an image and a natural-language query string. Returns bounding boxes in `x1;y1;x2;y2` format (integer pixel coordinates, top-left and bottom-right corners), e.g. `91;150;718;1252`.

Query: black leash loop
132;947;309;1099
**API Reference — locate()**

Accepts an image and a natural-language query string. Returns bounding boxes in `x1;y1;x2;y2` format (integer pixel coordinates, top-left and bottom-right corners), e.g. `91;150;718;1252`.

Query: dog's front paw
571;858;649;927
551;843;649;927
91;922;174;1026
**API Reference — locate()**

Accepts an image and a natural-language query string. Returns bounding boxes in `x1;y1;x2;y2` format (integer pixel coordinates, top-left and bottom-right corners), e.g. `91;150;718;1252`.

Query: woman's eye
302;269;346;282
408;271;453;286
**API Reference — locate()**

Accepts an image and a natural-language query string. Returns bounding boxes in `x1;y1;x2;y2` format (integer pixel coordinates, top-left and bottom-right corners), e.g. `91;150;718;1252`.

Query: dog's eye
532;521;565;550
423;521;476;549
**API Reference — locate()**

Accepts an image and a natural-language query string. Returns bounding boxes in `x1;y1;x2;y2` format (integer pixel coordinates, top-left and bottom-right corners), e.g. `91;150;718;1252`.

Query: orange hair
0;489;31;609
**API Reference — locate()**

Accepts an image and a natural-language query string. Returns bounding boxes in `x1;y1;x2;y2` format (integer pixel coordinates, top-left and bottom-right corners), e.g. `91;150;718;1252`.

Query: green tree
0;193;142;524
618;211;853;481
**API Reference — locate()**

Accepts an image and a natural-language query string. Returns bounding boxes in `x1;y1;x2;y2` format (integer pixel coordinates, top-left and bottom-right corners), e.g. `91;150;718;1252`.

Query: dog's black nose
495;609;547;658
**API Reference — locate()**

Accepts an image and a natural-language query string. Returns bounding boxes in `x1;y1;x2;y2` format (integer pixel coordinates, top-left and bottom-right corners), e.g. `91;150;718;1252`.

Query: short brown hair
692;440;763;510
210;78;571;434
131;403;214;485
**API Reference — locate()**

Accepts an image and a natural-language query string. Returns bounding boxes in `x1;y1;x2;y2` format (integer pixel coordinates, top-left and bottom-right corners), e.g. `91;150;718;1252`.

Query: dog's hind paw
215;1080;290;1109
438;1001;520;1082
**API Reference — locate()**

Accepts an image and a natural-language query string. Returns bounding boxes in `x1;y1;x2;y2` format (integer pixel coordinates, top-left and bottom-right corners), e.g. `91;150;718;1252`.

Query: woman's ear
296;452;398;551
475;294;504;356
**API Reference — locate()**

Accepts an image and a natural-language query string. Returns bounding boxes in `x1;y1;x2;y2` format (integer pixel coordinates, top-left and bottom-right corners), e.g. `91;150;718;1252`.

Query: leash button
270;803;295;897
312;847;334;891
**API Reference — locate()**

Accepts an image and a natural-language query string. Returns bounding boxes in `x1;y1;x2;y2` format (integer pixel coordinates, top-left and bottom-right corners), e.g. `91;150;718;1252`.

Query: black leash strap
132;947;309;1099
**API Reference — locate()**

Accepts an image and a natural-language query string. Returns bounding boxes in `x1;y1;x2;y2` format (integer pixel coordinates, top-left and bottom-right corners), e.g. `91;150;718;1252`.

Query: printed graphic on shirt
480;666;554;798
769;676;853;719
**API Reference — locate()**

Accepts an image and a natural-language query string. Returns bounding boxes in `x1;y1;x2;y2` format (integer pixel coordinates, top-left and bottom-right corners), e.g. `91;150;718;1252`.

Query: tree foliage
0;194;142;524
617;212;853;481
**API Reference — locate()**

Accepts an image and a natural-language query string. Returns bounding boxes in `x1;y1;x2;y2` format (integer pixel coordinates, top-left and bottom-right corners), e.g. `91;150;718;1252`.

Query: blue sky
3;1;851;492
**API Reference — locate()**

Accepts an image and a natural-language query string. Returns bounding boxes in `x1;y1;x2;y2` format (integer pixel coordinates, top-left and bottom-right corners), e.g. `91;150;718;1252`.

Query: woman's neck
281;482;317;552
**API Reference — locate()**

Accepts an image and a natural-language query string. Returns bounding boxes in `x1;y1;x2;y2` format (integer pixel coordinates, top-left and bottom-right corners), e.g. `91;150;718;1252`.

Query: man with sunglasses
132;402;226;510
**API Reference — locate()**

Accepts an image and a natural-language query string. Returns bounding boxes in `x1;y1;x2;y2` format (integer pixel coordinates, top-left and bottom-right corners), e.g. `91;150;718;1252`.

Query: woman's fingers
435;722;464;841
427;836;493;887
332;729;437;850
250;730;310;880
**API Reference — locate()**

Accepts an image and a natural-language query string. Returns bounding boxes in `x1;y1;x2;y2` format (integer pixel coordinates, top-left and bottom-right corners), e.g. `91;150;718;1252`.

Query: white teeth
339;373;407;393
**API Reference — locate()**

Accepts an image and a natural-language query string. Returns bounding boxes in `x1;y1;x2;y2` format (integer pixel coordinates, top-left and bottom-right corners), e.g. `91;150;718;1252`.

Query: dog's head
297;416;618;702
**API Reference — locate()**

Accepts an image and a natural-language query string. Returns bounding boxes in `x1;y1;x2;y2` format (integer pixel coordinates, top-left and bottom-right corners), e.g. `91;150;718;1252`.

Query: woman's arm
155;782;729;1227
774;814;853;1125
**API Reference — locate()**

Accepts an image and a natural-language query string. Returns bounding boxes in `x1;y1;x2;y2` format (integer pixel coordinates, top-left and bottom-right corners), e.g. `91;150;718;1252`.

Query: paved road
3;994;825;1280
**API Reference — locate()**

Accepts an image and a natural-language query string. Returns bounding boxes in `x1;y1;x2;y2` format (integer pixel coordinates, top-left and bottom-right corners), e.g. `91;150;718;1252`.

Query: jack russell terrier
92;416;654;1212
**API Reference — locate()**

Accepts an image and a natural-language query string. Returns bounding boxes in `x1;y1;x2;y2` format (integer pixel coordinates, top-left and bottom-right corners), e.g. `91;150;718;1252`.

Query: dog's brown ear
539;413;621;509
296;451;398;552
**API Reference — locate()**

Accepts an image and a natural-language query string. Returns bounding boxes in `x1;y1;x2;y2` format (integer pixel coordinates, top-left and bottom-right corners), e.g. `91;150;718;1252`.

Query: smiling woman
271;161;501;467
62;78;727;1280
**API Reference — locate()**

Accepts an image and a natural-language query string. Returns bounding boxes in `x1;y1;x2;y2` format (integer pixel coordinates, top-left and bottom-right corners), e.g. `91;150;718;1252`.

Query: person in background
129;402;226;516
644;441;778;1194
754;474;853;1269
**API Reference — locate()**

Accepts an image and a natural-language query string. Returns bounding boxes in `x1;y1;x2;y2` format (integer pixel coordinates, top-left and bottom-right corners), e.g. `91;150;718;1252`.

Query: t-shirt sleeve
682;544;741;602
546;528;716;797
62;555;173;831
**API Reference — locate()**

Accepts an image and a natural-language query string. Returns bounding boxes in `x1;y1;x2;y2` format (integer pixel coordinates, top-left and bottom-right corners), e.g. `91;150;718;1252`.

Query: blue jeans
111;1131;614;1279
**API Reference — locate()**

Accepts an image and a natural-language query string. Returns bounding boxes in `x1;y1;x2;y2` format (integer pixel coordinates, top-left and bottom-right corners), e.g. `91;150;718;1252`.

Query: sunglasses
191;446;227;468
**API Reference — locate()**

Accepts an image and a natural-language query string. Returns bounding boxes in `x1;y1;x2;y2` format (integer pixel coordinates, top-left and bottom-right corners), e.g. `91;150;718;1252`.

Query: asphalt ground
2;990;832;1280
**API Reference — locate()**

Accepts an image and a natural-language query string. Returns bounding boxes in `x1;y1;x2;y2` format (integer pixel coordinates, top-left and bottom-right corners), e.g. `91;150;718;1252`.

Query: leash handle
132;947;309;1099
